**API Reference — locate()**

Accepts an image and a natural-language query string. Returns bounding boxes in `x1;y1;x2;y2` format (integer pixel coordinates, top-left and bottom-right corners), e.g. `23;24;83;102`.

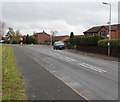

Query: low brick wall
76;46;120;57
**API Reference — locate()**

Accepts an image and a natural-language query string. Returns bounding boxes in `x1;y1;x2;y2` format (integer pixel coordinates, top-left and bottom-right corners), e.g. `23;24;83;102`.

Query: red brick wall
115;30;120;39
36;33;50;44
98;27;108;38
111;31;116;39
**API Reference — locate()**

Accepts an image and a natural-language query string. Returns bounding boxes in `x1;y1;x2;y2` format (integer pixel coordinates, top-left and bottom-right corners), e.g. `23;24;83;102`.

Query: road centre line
82;63;107;72
36;49;106;73
78;63;107;73
47;51;77;62
65;57;76;61
59;56;71;61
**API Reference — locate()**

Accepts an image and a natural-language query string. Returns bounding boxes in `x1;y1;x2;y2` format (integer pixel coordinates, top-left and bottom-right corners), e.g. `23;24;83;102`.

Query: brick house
34;31;50;44
46;35;69;44
83;24;120;39
53;36;69;42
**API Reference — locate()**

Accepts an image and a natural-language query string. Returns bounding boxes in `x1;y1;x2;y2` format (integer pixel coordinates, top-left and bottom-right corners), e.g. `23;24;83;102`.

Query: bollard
20;42;23;45
31;43;34;46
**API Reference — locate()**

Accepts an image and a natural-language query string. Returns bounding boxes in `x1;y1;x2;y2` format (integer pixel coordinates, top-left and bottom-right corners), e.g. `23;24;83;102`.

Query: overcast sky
1;0;119;36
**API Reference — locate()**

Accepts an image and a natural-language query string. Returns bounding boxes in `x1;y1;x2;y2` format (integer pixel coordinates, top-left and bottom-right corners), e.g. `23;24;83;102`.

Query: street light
102;2;111;56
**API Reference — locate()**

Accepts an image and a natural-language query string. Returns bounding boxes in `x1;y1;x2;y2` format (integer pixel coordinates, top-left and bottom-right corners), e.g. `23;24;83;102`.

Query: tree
51;30;58;37
6;28;15;40
70;32;74;39
29;36;38;44
69;32;75;46
14;30;22;41
0;20;6;40
26;34;29;44
50;30;58;45
23;35;26;44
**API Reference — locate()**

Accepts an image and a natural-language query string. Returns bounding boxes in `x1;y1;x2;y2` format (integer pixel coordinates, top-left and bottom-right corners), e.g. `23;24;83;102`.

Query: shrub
98;39;120;47
12;40;18;44
11;40;22;44
27;36;38;44
2;40;10;44
75;36;105;46
65;43;75;49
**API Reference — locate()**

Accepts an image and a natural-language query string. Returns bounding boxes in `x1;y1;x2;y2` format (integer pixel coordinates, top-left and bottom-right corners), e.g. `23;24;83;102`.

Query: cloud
1;0;120;2
2;2;118;36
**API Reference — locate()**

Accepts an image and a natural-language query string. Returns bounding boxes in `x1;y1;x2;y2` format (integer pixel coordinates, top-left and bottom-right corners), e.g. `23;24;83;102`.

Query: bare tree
0;20;6;40
15;30;22;40
50;30;58;45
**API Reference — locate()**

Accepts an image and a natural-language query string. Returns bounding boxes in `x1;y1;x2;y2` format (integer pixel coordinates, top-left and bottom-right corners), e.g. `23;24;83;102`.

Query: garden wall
76;46;120;57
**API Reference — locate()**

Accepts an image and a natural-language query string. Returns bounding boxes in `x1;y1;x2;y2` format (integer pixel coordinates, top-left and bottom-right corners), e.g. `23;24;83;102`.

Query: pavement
66;49;119;62
13;46;87;100
12;45;118;100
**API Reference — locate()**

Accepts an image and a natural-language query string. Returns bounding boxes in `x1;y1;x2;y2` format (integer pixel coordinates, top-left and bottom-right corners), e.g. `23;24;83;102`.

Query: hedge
75;36;105;46
98;39;120;47
12;40;22;44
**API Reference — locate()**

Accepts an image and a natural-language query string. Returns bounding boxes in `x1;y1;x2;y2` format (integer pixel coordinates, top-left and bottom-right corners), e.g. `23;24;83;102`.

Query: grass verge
2;45;26;101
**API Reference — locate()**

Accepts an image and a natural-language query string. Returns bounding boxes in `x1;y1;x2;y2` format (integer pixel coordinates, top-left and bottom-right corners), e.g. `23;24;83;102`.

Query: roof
84;24;120;33
53;36;69;41
46;36;69;42
34;31;50;36
74;35;84;38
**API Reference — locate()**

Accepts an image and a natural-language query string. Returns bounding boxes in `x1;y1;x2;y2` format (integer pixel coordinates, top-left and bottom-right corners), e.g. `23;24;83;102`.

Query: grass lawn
2;45;26;101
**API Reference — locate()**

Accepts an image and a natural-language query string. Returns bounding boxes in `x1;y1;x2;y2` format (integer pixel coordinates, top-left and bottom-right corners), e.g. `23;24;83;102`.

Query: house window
100;31;106;35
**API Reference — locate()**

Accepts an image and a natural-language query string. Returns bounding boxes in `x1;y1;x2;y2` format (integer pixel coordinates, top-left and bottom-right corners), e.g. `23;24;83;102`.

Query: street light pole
102;2;111;56
51;35;52;46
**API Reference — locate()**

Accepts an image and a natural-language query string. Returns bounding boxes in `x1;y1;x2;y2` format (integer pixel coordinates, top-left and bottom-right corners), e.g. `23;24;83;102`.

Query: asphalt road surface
13;45;118;100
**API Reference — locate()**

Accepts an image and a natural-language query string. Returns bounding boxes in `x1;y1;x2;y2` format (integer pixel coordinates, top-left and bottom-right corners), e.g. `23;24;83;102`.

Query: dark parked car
53;41;65;50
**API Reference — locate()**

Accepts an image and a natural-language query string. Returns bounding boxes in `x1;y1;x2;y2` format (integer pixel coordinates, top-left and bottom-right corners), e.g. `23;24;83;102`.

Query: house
52;36;69;43
83;24;120;39
46;35;69;44
34;31;50;44
0;36;7;43
74;35;84;38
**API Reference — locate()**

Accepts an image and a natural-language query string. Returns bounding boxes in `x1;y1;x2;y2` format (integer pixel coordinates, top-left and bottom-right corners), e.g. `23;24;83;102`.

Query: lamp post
50;35;52;46
102;2;111;56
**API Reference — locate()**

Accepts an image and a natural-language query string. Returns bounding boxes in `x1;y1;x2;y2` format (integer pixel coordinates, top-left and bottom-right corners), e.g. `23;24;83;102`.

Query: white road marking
78;63;107;73
59;56;76;62
54;53;61;56
32;48;106;73
65;57;76;62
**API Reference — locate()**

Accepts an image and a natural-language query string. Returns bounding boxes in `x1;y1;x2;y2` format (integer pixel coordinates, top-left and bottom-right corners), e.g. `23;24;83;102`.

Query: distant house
83;24;120;39
52;36;69;43
34;31;50;44
46;35;69;44
0;36;7;43
74;35;84;38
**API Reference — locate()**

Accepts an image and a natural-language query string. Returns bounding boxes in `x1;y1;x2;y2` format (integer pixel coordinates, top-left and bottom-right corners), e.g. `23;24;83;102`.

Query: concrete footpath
66;49;119;62
13;46;87;100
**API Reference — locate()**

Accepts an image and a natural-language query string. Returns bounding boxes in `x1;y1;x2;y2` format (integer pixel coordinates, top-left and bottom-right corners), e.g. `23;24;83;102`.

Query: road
13;45;118;100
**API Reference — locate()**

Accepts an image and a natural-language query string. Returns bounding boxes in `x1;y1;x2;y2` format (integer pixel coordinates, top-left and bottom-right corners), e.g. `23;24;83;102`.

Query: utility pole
103;2;111;56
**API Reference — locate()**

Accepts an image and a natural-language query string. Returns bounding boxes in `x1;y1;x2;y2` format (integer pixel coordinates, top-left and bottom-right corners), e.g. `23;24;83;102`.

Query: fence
76;46;120;57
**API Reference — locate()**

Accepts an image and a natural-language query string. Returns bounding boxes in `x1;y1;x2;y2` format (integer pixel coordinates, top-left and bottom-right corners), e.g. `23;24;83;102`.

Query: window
100;31;106;35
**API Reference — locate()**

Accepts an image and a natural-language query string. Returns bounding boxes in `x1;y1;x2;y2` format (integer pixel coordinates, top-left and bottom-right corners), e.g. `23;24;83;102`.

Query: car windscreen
54;42;64;46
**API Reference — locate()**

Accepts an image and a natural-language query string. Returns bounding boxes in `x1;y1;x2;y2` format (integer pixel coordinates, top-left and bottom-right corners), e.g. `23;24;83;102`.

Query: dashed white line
78;63;107;73
65;57;76;62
